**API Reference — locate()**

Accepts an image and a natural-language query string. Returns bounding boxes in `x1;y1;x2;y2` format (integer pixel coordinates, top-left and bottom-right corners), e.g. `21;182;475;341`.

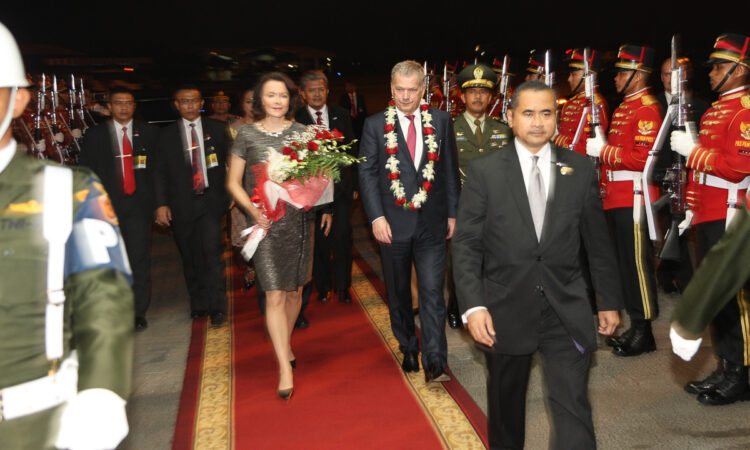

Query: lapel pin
555;161;574;175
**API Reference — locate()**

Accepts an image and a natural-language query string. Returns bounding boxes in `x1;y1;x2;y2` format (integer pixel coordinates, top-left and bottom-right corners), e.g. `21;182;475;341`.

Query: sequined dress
231;122;314;291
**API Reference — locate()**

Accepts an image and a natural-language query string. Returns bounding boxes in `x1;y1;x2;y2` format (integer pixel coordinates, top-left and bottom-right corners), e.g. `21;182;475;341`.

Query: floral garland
384;100;438;209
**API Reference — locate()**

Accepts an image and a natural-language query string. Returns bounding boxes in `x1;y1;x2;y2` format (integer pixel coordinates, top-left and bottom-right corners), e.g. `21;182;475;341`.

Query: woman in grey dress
226;73;326;399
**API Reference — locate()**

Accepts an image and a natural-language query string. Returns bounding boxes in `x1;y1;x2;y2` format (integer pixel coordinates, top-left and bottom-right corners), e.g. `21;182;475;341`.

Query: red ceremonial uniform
554;90;609;155
686;86;750;224
599;88;663;210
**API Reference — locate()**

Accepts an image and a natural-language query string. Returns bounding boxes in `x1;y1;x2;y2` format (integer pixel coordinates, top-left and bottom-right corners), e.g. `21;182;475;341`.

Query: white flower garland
384;100;438;209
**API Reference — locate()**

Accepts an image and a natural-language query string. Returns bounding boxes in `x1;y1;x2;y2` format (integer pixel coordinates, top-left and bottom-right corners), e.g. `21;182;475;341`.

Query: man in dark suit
359;60;460;382
79;86;159;330
295;71;355;327
154;85;230;325
453;81;622;449
340;81;367;138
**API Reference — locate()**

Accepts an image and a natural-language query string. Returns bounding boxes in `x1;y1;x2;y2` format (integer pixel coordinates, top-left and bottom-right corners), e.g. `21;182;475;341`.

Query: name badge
135;155;147;169
456;135;467;142
206;152;219;168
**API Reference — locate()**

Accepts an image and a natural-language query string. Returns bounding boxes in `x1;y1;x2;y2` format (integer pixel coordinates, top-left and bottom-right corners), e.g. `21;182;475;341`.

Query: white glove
670;130;696;158
55;389;128;450
71;128;83;139
678;209;693;236
669;326;702;361
35;140;46;152
586;128;606;158
54;132;65;143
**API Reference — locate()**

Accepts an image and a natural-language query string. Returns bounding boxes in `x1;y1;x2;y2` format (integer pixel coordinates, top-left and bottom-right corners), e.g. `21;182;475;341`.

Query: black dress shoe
210;312;226;326
401;352;419;373
686;360;727;395
425;365;451;383
612;322;656;357
447;312;461;329
337;289;352;304
135;317;148;331
697;362;750;406
295;314;309;329
605;326;634;347
318;293;329;303
190;310;207;319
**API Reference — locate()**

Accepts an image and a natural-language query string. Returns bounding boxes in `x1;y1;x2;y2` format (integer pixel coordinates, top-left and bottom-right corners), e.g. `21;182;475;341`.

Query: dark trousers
485;302;595;450
301;200;353;313
172;197;226;315
380;221;447;369
697;220;750;366
606;207;658;321
119;208;152;318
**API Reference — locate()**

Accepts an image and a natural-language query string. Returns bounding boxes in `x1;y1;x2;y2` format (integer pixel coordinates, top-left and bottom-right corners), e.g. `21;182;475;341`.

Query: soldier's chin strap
618;70;638;95
573;77;584;96
0;87;17;139
712;62;739;92
42;165;73;372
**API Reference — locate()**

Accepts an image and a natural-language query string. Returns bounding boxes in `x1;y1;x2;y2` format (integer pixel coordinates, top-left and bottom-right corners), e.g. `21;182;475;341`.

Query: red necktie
121;126;136;195
316;111;323;125
406;114;416;162
190;123;205;194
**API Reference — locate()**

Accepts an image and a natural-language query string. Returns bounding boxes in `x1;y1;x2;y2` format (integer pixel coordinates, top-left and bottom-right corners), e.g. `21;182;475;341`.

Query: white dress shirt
182;117;208;188
307;105;329;129
396;107;423;169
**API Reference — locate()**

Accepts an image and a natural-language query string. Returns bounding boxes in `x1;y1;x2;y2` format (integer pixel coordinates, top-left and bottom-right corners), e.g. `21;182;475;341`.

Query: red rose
291;141;300;148
321;130;333;140
427;152;439;161
409;202;417;210
388;100;395;107
315;131;325;139
386;146;399;155
388;172;400;180
422;181;433;192
307;141;319;151
290;152;298;160
282;146;292;155
332;129;344;141
420;104;429;112
423;127;435;135
395;197;406;206
384;123;396;133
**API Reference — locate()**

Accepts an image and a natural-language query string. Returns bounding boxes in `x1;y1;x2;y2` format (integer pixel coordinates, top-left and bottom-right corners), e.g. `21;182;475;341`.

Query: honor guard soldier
670;33;750;405
554;49;610;155
525;50;546;82
446;64;512;328
587;45;663;356
0;22;134;449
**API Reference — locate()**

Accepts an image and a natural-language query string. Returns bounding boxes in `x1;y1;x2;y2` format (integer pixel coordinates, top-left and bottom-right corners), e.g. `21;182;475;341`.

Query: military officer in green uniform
0;22;134;449
446;63;512;328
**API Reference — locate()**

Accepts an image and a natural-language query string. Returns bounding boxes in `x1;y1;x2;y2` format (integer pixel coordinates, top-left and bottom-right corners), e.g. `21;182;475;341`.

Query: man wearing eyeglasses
79;86;159;331
154;85;230;326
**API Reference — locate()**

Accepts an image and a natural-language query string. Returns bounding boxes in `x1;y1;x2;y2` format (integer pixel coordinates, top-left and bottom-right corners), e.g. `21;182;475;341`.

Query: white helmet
0;21;28;88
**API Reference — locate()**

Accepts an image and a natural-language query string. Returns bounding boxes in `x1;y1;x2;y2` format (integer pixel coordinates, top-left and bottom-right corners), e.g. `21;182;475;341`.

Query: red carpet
174;248;489;449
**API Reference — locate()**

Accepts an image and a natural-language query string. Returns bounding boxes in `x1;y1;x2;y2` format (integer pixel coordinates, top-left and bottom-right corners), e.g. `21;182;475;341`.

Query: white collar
0;139;17;174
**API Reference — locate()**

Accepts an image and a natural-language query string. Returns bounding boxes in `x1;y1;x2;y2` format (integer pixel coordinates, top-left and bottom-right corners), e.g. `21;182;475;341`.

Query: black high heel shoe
277;387;294;400
290;359;296;370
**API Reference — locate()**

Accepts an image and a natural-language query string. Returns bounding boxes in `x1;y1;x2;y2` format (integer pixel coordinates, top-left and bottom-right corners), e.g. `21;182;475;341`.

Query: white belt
699;174;750;229
0;352;78;422
607;169;641;183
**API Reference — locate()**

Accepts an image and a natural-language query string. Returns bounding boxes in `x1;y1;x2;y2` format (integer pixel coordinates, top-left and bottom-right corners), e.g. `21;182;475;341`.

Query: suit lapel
502;144;538;243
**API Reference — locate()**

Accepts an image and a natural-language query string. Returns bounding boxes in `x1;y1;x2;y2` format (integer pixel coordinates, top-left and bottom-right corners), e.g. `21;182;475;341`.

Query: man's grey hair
510;80;557;110
299;70;328;90
391;60;425;85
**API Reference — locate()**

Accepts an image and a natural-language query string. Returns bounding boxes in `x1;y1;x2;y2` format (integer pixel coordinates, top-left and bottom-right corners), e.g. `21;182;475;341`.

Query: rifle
642;35;697;259
543;50;554;88
489;55;510;122
571;49;602;180
423;61;431;104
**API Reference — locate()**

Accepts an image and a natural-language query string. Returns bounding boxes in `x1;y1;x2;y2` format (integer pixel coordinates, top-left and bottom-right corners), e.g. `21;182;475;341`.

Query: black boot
697;361;750;405
685;359;726;395
606;326;634;347
612;320;656;357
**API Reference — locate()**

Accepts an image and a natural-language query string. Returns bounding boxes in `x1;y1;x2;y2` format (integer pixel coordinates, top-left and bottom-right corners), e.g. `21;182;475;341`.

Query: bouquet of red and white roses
241;126;363;260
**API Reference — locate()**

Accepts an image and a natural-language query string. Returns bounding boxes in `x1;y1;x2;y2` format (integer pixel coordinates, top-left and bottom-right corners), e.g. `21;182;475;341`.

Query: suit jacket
452;142;623;354
358;107;460;241
340;91;367;135
294;105;358;197
79;119;159;217
154;117;230;223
